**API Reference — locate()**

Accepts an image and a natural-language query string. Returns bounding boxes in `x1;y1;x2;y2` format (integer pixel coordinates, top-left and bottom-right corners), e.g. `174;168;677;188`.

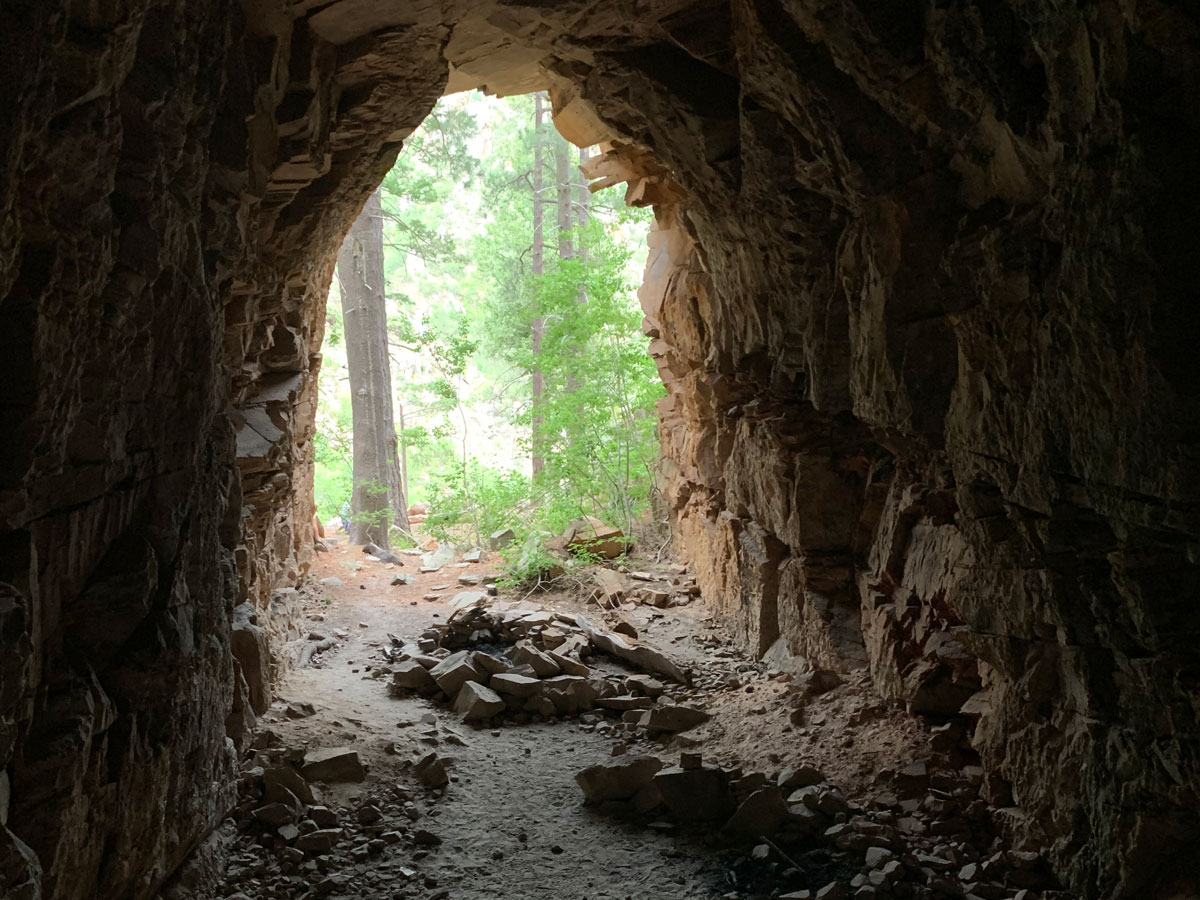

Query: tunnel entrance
313;90;663;578
213;91;1020;900
207;88;1054;900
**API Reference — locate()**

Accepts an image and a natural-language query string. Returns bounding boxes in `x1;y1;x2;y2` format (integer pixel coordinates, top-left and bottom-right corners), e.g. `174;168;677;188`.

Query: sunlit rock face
0;1;1196;898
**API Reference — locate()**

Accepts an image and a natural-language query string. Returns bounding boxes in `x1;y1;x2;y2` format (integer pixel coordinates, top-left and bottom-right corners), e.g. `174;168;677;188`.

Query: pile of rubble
574;747;1068;900
383;602;721;736
219;735;453;900
589;563;701;609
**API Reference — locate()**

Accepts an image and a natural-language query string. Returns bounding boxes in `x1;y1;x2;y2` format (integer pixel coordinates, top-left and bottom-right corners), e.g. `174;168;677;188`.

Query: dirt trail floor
192;539;1072;900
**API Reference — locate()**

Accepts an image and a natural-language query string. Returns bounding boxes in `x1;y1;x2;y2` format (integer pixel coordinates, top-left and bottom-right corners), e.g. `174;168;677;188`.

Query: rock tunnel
1;1;1198;898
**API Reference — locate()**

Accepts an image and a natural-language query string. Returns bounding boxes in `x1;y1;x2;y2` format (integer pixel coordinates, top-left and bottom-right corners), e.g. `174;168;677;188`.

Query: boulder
231;603;270;714
724;786;789;837
391;659;437;694
576;754;664;802
429;651;485;696
653;766;734;821
301;747;365;783
509;642;560;678
454;681;506;720
414;752;449;788
564;516;626;559
420;544;456;571
490;673;543;698
489;528;515;550
639;704;711;733
263;765;315;805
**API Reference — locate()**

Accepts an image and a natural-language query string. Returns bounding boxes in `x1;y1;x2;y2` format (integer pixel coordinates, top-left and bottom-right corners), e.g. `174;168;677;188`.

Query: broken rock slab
391;660;437;694
639;704;712;734
489;528;515;550
591;568;627;606
231;603;270;714
263;765;315;806
509;642;561;678
454;681;506;721
576;754;663;802
449;590;488;611
294;829;342;855
547;650;590;677
300;748;365;783
724;786;789;838
564;516;626;559
576;617;689;684
490;673;543;699
654;765;734;821
414;753;449;789
471;651;509;676
429;651;485;696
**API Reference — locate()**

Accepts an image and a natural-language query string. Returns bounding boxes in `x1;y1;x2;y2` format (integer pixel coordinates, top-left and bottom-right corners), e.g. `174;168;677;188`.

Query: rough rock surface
1;2;1197;899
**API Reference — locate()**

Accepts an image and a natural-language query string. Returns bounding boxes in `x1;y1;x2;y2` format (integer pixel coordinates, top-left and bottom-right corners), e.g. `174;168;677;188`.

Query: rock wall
0;1;1197;899
598;3;1200;897
0;1;445;897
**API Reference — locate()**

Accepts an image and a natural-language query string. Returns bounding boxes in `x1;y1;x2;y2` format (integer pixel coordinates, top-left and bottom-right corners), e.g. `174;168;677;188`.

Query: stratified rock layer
0;2;1196;899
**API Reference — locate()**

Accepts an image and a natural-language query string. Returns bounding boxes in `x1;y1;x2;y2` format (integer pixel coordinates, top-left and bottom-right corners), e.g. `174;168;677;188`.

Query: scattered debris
364;543;406;566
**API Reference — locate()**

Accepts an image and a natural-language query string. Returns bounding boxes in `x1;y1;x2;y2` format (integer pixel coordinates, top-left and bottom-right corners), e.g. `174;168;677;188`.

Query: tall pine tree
336;188;409;546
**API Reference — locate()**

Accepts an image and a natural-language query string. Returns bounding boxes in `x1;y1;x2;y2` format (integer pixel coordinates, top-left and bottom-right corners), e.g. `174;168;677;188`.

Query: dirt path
199;542;1060;900
247;544;735;900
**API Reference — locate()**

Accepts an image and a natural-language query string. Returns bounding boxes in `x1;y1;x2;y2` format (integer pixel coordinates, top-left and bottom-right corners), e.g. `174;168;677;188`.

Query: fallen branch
759;836;803;872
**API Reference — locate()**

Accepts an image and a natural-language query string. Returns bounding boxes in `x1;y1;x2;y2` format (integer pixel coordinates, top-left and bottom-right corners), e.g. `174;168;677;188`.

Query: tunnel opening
2;2;1199;900
312;89;664;580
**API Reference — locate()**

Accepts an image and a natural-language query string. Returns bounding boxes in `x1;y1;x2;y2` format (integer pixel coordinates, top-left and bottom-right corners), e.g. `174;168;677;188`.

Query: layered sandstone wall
597;3;1200;897
0;1;445;896
1;2;1197;899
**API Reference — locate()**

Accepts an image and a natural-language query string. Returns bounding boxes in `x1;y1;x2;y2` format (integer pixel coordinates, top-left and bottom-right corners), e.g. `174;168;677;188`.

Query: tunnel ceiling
1;1;1199;899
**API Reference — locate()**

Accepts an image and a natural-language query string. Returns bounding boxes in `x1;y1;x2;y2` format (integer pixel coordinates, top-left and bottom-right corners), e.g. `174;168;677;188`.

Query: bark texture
336;189;409;547
0;2;1197;899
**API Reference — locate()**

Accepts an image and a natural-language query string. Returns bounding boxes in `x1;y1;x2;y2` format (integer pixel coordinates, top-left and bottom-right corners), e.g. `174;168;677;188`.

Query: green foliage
315;90;662;582
478;215;662;539
423;459;529;546
314;381;353;520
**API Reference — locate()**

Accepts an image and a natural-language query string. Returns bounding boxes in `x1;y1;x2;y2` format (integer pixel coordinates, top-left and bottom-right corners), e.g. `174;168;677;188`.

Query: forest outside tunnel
1;2;1199;900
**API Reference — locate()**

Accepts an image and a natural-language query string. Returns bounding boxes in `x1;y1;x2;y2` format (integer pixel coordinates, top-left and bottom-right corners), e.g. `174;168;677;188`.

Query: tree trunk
398;399;408;502
531;92;546;478
576;145;591;235
336;188;409;547
555;130;573;260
